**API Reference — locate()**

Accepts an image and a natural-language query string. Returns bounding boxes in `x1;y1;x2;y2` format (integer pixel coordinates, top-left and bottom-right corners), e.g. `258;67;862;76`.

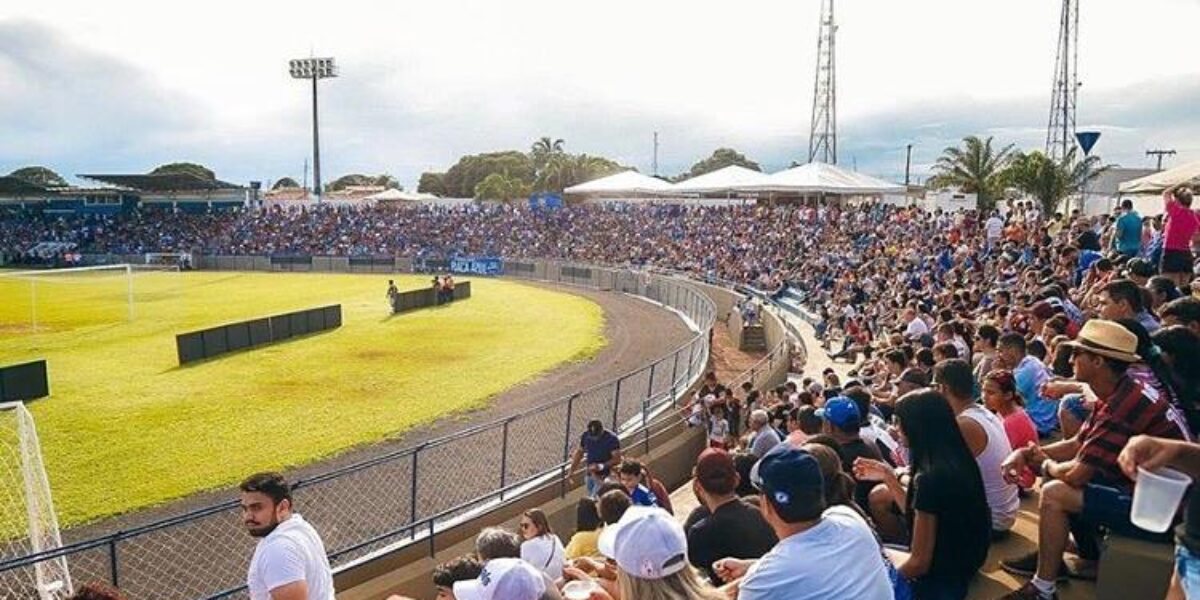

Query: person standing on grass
240;472;335;600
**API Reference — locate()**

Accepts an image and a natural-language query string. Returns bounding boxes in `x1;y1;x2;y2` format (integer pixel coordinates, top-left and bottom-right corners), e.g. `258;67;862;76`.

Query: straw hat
1062;320;1141;363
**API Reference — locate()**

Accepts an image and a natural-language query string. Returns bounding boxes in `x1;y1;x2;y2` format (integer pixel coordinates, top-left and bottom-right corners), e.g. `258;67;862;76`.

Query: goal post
0;402;73;600
142;252;191;270
0;264;135;331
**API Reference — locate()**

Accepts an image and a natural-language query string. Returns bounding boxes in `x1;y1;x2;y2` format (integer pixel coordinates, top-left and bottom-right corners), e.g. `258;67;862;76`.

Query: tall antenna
808;0;837;165
652;131;660;176
1046;0;1080;163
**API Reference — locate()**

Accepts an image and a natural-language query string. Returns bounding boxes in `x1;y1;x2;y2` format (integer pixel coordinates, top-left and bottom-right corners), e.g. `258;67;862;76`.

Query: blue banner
450;256;502;276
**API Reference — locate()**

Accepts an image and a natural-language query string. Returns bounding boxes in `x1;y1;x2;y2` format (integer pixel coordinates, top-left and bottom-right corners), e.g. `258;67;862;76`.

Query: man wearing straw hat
997;320;1184;600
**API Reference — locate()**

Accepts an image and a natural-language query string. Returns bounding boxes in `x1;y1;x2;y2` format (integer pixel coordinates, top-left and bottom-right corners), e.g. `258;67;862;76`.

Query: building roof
743;162;905;195
0;176;52;195
671;165;769;194
1118;161;1200;195
1088;167;1158;196
79;173;244;192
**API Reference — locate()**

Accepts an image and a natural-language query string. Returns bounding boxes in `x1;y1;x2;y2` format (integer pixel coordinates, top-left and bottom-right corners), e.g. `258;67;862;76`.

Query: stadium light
289;57;338;200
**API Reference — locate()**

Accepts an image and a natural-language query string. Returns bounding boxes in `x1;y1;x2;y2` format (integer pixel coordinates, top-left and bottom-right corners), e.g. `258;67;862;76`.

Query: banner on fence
449;256;502;276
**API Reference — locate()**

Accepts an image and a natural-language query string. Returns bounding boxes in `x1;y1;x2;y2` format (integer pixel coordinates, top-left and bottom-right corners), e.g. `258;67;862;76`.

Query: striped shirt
1077;375;1185;490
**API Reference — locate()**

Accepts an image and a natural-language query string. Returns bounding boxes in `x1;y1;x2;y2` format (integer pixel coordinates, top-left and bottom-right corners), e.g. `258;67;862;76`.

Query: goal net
0;402;73;600
0;264;134;333
143;253;191;270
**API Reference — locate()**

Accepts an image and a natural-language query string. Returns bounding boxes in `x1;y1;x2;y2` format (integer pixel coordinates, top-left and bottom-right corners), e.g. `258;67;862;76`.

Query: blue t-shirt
580;431;621;475
1014;356;1055;436
629;484;659;508
1115;211;1143;255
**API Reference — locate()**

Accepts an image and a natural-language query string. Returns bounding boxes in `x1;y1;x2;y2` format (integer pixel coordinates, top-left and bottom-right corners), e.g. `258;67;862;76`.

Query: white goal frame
0;402;73;600
143;252;191;269
0;264;135;329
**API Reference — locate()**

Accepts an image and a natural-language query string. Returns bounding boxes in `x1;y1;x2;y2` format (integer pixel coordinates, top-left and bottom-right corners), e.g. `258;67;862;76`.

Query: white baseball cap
452;558;546;600
597;506;688;580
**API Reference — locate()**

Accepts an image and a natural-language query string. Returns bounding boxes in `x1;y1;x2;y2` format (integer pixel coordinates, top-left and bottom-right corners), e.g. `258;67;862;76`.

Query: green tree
417;172;447;196
474;172;530;201
272;177;300;189
442;151;536;198
325;173;401;192
927;136;1015;212
149;162;216;180
678;148;762;181
9;166;68;188
535;153;624;193
531;137;566;171
1005;148;1110;215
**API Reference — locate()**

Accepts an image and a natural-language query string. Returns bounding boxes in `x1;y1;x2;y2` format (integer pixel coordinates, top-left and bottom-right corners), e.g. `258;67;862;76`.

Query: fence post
611;378;622;431
669;350;680;407
409;449;420;526
646;362;656;405
642;395;650;453
562;393;577;498
499;419;510;500
108;536;120;588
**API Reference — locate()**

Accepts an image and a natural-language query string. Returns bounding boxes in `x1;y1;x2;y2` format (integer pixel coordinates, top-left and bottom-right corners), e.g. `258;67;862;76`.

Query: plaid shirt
1077;374;1186;489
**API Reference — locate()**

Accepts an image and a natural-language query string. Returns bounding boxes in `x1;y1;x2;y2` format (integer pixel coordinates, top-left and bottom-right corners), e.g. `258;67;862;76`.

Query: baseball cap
694;448;737;493
452;558;546;600
598;506;688;580
814;396;860;430
749;445;825;521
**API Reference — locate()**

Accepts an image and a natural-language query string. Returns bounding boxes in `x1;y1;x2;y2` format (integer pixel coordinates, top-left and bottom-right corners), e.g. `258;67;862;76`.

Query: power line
1146;149;1176;171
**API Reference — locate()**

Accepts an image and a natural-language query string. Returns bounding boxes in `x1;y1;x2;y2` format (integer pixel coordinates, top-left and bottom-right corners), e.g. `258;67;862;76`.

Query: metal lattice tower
1046;0;1080;162
808;0;837;165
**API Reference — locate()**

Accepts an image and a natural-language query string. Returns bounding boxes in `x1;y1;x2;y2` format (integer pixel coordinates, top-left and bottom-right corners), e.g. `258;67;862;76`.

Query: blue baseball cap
815;396;861;430
749;445;825;520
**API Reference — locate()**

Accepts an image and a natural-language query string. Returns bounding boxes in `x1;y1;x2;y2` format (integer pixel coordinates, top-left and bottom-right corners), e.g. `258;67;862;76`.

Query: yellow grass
0;271;605;527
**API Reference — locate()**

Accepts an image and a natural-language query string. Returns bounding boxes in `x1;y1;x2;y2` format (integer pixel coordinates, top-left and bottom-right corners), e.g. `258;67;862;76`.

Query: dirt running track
42;282;693;600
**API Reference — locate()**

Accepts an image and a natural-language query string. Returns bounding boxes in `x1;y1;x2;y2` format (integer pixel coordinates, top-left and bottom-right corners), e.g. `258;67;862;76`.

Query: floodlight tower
289;57;338;199
808;0;837;165
1045;0;1080;163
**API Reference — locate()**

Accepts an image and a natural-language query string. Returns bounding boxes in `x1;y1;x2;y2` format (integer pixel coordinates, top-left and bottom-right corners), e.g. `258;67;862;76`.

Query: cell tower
1045;0;1080;162
807;0;837;165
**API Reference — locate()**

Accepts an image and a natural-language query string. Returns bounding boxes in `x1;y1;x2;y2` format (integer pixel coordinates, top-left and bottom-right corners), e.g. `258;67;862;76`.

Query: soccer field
0;270;605;527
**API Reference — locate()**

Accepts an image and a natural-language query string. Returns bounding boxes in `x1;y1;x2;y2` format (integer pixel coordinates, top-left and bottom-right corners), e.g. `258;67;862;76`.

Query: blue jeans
1177;545;1200;599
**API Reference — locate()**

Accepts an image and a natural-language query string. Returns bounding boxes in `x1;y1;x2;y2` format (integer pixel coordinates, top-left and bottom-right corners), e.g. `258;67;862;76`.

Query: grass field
0;270;605;527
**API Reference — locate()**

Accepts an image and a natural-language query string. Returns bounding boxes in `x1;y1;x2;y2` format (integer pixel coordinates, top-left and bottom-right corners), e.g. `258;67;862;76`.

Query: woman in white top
518;508;565;580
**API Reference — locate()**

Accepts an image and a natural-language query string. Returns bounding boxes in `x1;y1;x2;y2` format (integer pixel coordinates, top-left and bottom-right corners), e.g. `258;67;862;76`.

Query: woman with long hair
854;390;991;600
1151;325;1200;437
518;508;565;580
564;498;604;560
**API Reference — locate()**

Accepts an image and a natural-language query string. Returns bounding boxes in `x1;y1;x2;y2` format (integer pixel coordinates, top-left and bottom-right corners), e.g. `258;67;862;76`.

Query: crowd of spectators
32;183;1200;599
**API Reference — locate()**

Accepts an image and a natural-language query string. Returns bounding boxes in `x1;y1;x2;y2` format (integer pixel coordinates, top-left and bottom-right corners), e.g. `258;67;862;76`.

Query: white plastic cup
1131;466;1192;533
562;579;599;600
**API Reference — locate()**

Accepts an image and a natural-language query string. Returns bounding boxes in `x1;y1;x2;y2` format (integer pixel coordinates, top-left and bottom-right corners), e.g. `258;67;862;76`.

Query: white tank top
963;406;1020;531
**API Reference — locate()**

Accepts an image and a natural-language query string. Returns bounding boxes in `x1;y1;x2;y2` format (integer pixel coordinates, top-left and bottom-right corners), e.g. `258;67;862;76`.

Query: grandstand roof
563;170;675;195
744;161;904;195
0;176;52;195
671;165;770;194
78;173;244;192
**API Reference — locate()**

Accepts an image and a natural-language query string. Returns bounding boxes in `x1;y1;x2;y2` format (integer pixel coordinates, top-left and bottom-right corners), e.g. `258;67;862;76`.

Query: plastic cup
562;579;599;600
1131;466;1192;533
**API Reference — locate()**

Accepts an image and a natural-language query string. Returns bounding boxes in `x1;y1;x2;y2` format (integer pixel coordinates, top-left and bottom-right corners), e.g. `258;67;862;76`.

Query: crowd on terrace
20;184;1200;600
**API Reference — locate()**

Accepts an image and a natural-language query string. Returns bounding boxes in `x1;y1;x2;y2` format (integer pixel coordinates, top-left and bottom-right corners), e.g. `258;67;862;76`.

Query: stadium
3;1;1200;600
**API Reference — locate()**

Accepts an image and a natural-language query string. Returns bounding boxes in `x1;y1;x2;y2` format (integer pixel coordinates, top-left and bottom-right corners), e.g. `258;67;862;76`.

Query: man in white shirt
902;307;929;341
240;472;335;600
713;445;892;600
985;212;1005;251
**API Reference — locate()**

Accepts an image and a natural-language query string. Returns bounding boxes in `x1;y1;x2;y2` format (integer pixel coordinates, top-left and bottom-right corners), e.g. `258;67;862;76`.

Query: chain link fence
0;260;716;600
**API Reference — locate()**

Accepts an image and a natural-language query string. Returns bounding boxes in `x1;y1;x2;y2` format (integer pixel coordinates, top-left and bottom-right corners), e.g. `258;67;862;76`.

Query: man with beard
241;472;335;600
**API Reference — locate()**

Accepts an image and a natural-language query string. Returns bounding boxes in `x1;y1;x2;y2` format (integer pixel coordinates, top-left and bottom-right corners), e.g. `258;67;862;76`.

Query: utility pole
289;57;338;200
652;132;660;177
904;144;913;186
1146;149;1176;171
807;0;837;164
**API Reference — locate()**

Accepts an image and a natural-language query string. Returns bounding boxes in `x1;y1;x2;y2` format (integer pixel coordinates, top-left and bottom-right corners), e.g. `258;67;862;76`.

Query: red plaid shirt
1076;374;1186;489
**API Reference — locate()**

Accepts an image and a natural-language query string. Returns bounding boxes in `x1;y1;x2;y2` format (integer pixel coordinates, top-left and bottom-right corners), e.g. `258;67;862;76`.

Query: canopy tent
563;170;674;196
742;161;905;195
670;165;770;194
1118;160;1200;195
364;189;440;202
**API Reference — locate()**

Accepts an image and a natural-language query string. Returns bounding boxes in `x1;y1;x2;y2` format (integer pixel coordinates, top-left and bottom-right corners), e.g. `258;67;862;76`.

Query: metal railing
0;260;717;600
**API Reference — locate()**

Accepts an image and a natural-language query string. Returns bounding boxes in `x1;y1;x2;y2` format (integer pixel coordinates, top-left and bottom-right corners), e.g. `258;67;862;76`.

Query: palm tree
1006;148;1110;215
531;137;565;171
928;136;1015;212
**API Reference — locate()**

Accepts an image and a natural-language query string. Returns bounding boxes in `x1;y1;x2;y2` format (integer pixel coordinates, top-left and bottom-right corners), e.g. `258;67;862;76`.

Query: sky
1;0;1198;190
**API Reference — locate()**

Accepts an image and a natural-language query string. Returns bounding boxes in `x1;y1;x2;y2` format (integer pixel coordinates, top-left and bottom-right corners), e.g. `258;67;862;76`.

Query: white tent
744;162;905;195
1118;160;1200;195
365;189;441;202
671;165;770;194
563;170;675;196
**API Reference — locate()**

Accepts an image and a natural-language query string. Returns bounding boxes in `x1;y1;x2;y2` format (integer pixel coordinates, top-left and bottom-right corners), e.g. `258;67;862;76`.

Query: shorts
1080;482;1170;541
1162;249;1195;275
1062;394;1093;423
1176;545;1200;599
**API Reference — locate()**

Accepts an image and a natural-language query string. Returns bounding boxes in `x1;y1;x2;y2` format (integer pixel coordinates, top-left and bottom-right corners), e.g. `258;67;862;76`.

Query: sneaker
998;582;1058;600
999;552;1070;581
1063;555;1098;581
